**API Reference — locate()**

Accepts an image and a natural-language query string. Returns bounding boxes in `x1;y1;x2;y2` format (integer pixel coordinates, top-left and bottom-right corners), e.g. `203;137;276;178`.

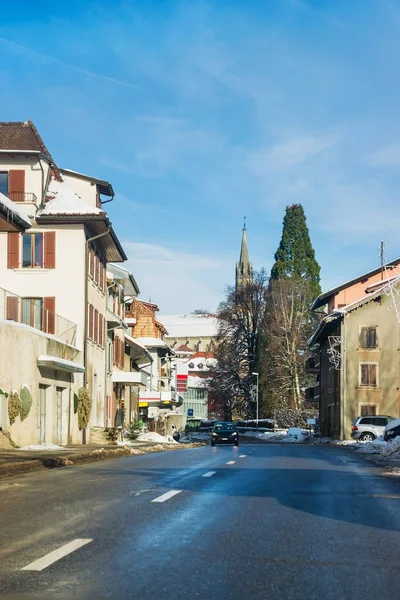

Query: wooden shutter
7;233;20;269
360;328;368;348
370;364;377;386
94;309;99;344
89;248;94;278
44;232;56;269
94;254;99;285
368;327;377;348
89;304;94;340
9;170;25;202
43;297;55;334
6;296;19;321
360;364;368;385
100;261;104;291
99;315;103;348
120;339;125;368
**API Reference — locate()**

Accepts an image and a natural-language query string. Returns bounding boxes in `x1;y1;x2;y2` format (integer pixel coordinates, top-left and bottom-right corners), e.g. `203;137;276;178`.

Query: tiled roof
0;121;52;156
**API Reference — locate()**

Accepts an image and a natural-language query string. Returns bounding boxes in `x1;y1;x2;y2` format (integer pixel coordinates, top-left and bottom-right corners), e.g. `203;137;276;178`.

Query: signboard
187;408;194;417
176;362;189;393
307;418;316;425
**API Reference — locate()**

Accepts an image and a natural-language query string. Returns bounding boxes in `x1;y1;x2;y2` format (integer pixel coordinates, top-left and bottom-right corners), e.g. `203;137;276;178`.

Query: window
359;363;378;387
22;298;43;330
360;327;377;348
0;172;8;196
360;406;377;417
22;233;44;268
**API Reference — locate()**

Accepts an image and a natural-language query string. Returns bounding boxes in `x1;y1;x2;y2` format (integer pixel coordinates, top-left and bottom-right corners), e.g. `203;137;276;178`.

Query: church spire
235;217;253;289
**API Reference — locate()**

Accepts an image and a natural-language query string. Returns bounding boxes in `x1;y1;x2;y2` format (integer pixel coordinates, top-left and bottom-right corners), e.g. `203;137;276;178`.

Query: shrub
8;391;21;425
20;385;33;421
124;420;141;441
77;387;92;430
0;388;8;398
73;392;78;414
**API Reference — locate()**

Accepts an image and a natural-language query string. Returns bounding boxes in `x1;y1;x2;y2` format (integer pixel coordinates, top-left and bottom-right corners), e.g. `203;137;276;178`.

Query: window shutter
99;315;103;348
370;364;377;386
95;254;99;285
94;309;99;344
89;304;94;340
43;297;55;334
9;170;25;202
361;364;368;385
120;339;125;368
6;296;19;321
100;261;104;291
7;233;20;269
360;328;368;348
89;248;94;278
368;327;377;348
44;232;56;269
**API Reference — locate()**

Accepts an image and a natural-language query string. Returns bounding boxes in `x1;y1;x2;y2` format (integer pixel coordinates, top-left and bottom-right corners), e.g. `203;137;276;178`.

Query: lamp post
252;372;259;429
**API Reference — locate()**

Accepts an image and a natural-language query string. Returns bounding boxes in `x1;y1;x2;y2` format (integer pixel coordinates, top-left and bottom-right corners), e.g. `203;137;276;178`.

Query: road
1;441;400;599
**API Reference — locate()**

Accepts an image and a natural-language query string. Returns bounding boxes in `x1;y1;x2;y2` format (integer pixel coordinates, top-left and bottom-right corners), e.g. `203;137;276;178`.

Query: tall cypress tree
270;204;321;300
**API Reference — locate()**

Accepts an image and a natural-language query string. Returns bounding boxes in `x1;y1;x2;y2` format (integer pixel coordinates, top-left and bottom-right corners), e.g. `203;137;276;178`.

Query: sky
1;0;400;313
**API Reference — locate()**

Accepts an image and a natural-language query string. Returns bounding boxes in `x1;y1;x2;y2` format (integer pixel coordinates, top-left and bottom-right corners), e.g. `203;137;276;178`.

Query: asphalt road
1;441;400;600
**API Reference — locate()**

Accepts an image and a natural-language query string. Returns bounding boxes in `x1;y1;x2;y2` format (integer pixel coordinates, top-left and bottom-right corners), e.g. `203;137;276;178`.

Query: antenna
243;215;246;230
380;241;386;279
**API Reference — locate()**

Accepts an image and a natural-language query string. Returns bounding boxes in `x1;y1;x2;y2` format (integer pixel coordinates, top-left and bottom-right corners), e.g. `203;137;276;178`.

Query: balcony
7;192;38;204
305;355;320;374
0;286;77;346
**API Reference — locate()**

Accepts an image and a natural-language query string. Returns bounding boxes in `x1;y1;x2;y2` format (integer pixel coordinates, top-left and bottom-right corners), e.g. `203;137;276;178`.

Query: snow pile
40;178;105;216
136;432;178;444
354;439;387;454
380;436;400;457
18;443;66;451
0;191;31;226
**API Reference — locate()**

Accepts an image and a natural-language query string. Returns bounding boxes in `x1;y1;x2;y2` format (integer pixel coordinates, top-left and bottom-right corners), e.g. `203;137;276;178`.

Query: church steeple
235;217;253;289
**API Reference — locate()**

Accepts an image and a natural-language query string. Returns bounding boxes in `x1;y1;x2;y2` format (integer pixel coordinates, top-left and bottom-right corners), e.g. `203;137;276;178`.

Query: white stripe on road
21;538;92;571
152;490;182;503
202;471;217;477
239;455;247;458
226;461;236;465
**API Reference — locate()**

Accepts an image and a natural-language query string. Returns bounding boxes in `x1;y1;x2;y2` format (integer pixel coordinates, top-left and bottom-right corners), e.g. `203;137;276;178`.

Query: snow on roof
38;178;105;217
157;314;219;338
135;337;168;348
0;192;31;227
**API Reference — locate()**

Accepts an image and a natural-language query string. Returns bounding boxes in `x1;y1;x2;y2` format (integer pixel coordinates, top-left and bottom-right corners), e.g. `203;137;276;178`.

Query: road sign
307;418;316;425
187;408;194;417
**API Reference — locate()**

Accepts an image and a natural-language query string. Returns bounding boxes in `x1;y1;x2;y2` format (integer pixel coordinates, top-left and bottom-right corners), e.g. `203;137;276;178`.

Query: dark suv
351;415;395;442
211;422;239;446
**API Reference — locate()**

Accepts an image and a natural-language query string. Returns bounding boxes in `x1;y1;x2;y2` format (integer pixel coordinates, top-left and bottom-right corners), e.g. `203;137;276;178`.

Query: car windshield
214;423;235;431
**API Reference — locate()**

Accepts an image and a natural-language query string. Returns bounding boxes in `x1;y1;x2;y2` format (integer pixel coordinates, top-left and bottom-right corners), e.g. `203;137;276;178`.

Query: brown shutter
7;233;20;269
360;328;368;348
99;315;103;348
89;304;94;340
44;232;56;269
95;254;99;285
89;248;94;278
370;364;377;386
9;170;25;202
6;296;19;321
43;297;55;334
100;261;104;291
120;339;125;368
94;309;99;344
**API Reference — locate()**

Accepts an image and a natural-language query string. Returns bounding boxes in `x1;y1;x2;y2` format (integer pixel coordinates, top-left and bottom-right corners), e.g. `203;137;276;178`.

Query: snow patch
136;432;178;444
39;178;105;216
18;443;66;451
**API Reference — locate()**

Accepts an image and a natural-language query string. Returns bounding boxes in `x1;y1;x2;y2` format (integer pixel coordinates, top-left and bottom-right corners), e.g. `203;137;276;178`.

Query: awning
112;371;147;386
37;355;85;373
124;334;153;365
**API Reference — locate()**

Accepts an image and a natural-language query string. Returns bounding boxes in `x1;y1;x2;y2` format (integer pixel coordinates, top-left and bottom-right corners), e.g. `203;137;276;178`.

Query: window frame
359;326;378;349
22;233;44;269
359;362;379;388
21;297;43;330
0;171;8;196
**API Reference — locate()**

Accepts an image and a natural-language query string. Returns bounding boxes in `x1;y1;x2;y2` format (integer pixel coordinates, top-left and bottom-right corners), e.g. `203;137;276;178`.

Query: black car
384;418;400;442
211;422;239;446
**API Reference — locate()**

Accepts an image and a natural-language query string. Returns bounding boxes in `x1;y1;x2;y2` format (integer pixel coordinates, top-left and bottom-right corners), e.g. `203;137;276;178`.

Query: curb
0;441;206;480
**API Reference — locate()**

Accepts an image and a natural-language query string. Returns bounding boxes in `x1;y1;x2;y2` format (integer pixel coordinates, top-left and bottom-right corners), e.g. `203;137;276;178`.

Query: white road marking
21;538;92;571
226;461;236;465
202;471;217;477
152;490;182;503
239;455;247;458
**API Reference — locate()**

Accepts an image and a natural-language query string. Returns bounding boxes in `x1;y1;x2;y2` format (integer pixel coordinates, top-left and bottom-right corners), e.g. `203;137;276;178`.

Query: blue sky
1;0;400;313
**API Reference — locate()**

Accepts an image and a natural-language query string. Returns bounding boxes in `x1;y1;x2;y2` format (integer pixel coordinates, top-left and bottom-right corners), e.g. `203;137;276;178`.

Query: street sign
307;418;316;425
187;408;194;417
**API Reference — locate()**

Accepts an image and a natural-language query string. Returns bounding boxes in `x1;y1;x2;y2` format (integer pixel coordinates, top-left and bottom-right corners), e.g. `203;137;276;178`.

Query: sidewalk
0;440;204;479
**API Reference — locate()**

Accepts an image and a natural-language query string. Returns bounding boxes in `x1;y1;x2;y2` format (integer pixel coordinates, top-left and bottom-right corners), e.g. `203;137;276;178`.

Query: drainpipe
83;228;110;442
342;316;347;440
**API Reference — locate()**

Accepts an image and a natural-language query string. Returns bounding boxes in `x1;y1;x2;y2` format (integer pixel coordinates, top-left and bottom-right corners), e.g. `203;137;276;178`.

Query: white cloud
122;242;231;313
366;142;400;167
246;134;337;173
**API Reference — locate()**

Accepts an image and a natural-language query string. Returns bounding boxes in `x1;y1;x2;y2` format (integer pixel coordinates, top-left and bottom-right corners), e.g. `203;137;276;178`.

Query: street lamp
252;372;259;429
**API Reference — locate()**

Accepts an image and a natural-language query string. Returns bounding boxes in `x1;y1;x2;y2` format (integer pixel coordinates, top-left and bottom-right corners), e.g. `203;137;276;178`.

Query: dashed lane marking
226;461;236;465
372;494;400;499
151;490;182;503
21;538;92;571
202;471;217;477
239;455;247;458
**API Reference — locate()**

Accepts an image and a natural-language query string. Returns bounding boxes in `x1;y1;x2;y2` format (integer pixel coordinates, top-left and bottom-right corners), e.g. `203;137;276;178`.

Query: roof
157;314;219;338
134;337;176;355
107;263;140;297
0;120;59;177
176;344;194;353
60;168;114;197
124;333;153;364
308;277;400;347
39;178;105;217
0;192;31;230
312;259;400;310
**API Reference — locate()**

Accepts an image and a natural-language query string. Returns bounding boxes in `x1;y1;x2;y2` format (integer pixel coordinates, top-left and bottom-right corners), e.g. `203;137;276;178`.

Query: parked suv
351;416;395;442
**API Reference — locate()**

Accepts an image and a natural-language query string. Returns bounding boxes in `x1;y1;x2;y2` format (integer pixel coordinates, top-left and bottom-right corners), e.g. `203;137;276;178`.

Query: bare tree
260;277;315;412
207;270;268;420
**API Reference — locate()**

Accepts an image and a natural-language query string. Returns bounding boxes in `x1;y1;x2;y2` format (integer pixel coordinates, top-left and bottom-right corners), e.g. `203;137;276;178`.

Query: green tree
270;203;321;300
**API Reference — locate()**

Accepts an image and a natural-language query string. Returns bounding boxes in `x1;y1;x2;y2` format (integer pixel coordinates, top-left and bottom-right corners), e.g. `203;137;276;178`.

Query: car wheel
211;441;215;447
360;432;375;442
234;440;239;446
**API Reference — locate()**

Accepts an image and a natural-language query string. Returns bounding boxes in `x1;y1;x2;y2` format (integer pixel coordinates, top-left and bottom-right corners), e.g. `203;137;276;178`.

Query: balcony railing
0;286;77;346
6;192;38;203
